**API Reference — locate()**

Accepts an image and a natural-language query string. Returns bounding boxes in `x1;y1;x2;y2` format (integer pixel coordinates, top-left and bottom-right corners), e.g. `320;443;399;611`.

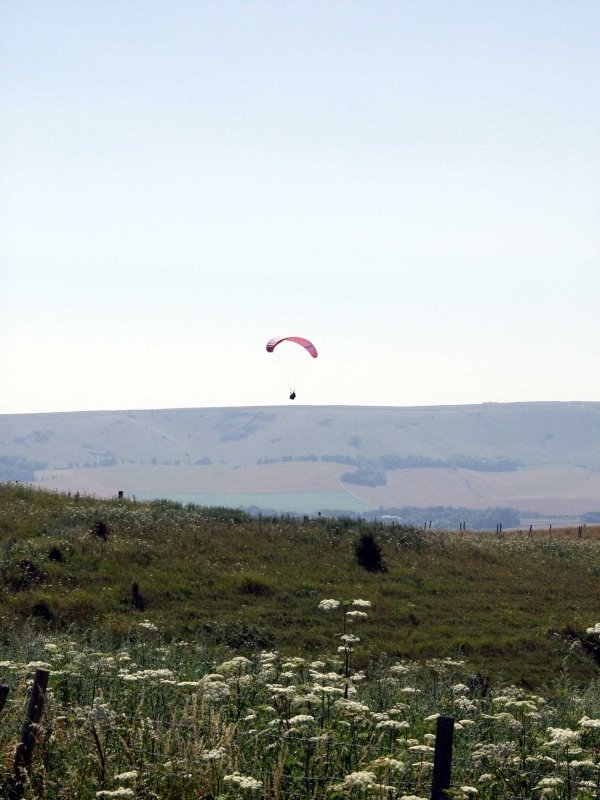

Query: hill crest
2;401;600;517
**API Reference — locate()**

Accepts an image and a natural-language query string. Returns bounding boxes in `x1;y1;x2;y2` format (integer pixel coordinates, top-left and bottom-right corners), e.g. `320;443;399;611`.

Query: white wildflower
223;772;262;791
452;683;470;694
371;712;389;722
545;727;580;746
288;714;314;726
390;662;412;675
454;697;477;712
217;656;252;674
570;759;596;769
352;599;372;607
346;610;368;620
200;675;230;702
137;620;158;631
318;599;340;611
338;700;370;715
579;716;600;729
202;747;227;761
334;771;376;790
535;777;563;789
377;719;409;730
585;623;600;635
409;761;433;772
281;657;305;670
113;771;137;783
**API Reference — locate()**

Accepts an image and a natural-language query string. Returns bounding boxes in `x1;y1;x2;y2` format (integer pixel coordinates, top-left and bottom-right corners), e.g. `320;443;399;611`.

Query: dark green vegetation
0;455;48;482
1;483;599;688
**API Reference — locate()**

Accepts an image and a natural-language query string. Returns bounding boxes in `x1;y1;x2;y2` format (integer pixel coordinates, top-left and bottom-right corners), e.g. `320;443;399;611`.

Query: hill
2;402;600;519
1;483;599;688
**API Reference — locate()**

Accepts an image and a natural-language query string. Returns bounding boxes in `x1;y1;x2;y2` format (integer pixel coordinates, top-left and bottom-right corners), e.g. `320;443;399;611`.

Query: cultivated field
5;402;600;515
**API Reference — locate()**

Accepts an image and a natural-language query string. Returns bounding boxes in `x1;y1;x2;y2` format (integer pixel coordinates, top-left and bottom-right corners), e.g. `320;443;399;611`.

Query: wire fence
3;668;600;799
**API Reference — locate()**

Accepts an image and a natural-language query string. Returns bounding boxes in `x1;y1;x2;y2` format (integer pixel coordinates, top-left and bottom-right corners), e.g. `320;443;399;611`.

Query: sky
1;1;599;414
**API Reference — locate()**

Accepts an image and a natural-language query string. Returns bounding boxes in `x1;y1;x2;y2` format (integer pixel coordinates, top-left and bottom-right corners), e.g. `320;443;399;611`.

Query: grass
1;482;600;797
134;491;373;514
0;610;599;799
1;483;600;688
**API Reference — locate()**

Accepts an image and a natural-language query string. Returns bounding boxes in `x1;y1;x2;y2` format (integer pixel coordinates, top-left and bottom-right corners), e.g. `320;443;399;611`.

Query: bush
355;533;386;572
237;575;274;596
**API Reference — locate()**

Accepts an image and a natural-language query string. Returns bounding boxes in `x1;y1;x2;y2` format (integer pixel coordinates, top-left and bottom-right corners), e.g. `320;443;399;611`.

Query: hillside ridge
2;401;600;516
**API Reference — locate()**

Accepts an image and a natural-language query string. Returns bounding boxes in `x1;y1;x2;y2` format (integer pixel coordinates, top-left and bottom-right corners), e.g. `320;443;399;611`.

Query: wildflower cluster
0;608;599;798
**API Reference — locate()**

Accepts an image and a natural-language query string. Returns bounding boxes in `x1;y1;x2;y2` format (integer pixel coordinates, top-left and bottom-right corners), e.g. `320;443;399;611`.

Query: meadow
1;483;600;798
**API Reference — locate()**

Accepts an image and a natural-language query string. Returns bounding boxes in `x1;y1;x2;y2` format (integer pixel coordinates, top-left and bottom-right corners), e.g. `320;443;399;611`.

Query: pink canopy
266;336;318;358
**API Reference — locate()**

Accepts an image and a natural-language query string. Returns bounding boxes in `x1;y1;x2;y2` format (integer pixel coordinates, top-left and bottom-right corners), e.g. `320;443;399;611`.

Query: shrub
355;533;386;573
238;575;274;596
92;520;109;540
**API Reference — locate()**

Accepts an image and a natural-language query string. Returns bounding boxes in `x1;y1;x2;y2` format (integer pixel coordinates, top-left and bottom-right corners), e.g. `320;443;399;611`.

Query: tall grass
0;605;599;799
1;483;600;687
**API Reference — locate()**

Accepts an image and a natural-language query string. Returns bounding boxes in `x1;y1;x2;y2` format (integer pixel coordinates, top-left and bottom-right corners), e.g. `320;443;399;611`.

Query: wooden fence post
0;684;9;714
430;715;454;800
14;668;49;780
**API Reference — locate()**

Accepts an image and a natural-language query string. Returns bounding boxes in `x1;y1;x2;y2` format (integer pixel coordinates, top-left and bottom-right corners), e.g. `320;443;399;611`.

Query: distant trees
252;452;520;478
0;455;47;481
341;466;387;487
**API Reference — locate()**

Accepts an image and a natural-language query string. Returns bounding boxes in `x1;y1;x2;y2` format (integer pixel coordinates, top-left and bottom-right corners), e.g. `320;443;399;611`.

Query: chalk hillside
2;401;600;517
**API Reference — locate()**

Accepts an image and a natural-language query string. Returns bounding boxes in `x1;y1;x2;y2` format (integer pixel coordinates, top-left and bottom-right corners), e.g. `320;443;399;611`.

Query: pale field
347;464;600;515
33;460;600;515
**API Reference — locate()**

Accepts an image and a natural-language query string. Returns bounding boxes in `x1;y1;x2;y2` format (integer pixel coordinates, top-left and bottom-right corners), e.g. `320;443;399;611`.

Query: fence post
0;684;9;714
430;715;454;800
14;668;49;780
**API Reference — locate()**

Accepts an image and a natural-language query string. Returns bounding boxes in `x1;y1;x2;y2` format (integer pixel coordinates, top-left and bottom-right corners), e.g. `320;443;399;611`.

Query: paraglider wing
265;336;318;358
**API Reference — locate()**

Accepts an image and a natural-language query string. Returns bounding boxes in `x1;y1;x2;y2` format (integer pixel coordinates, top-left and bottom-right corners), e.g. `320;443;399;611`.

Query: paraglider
265;336;318;358
266;336;318;400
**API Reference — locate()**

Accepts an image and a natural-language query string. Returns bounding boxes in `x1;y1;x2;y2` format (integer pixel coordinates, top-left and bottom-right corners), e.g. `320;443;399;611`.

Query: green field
1;483;600;798
1;483;599;688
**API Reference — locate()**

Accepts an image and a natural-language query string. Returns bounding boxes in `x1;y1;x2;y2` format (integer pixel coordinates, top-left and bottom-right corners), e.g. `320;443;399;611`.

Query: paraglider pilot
289;390;296;400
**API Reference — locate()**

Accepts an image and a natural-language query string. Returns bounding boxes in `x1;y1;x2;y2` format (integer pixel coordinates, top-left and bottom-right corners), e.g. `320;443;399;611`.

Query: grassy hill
3;402;600;516
1;482;599;690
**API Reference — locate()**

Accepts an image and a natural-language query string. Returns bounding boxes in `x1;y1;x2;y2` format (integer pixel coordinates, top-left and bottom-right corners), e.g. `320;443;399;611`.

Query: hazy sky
2;1;598;414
